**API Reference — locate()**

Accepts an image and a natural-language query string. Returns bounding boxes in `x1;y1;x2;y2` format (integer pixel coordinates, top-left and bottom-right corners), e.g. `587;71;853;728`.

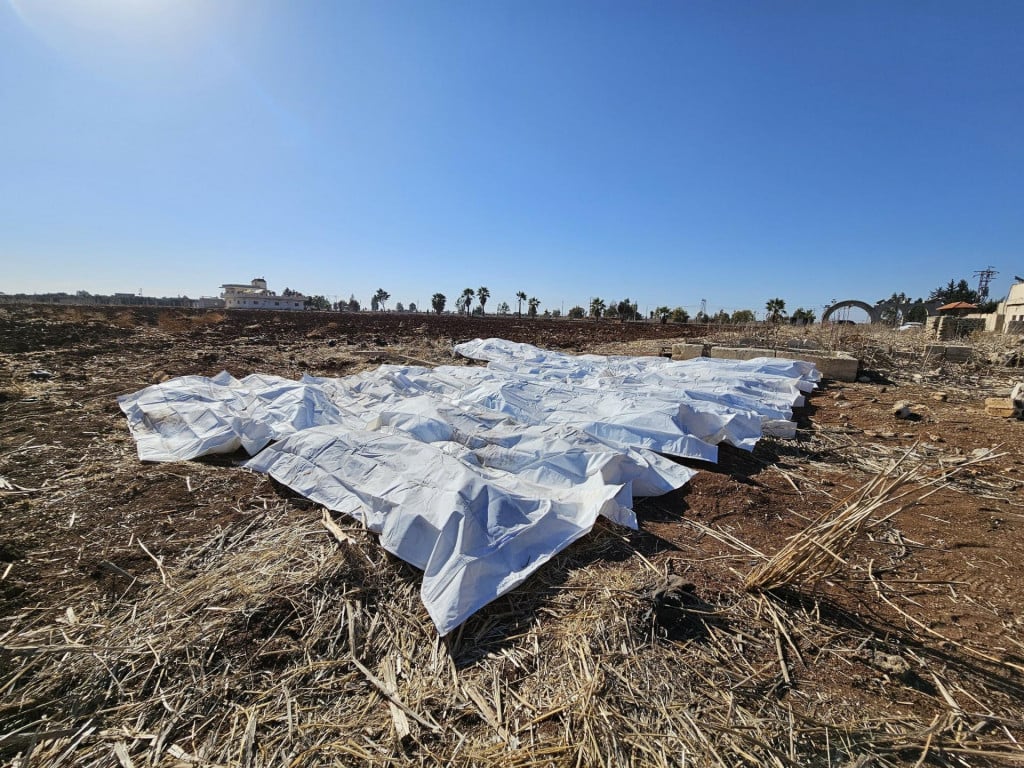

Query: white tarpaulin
118;338;818;634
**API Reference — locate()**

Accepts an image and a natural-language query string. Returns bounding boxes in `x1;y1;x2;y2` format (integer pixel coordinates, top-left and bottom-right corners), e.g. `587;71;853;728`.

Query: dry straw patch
3;470;1024;767
742;446;990;593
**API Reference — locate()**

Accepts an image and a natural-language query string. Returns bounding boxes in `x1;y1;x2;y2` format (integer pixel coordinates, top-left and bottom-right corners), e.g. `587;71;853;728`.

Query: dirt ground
2;304;1023;767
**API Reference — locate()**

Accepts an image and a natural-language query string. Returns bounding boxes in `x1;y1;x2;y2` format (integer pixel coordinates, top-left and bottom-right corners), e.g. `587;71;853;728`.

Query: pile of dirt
1;305;1022;766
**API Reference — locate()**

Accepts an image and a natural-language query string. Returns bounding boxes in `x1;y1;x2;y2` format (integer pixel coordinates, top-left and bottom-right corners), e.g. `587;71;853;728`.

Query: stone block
675;344;860;382
670;343;709;360
985;397;1018;418
778;351;860;382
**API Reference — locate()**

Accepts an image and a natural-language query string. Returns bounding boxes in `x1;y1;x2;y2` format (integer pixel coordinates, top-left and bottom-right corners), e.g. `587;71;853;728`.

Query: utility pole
974;267;998;301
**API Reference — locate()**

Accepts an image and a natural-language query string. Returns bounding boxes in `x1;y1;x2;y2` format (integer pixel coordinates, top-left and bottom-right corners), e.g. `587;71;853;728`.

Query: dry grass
0;384;25;403
743;446;965;593
156;310;226;333
3;487;1023;767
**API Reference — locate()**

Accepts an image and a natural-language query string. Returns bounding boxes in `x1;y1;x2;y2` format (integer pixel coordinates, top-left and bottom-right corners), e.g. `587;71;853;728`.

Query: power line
974;266;998;301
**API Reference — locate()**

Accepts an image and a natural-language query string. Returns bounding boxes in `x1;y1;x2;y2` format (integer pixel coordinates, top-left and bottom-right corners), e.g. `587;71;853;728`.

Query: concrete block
777;351;860;382
674;344;860;382
985;397;1018;418
670;342;708;360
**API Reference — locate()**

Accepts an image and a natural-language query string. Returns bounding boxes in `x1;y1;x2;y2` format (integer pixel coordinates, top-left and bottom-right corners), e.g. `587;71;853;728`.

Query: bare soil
2;304;1022;767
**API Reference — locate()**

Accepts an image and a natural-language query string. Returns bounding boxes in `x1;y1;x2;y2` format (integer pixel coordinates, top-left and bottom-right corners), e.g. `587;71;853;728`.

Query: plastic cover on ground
118;338;819;634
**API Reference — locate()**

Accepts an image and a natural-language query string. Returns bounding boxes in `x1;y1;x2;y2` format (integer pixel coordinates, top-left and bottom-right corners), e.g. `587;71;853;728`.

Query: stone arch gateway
822;300;880;324
821;299;942;324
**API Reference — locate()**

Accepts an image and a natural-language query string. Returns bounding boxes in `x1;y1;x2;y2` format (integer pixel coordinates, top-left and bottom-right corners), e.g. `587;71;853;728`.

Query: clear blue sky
1;1;1021;318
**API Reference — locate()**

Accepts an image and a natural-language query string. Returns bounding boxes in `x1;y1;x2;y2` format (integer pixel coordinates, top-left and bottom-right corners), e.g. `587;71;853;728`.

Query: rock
913;373;924;384
892;401;913;419
873;652;910;676
932;392;948;402
833;391;847;401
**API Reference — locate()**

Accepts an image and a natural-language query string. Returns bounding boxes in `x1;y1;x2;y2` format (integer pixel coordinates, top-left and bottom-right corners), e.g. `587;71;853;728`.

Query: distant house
220;278;305;311
954;279;1024;335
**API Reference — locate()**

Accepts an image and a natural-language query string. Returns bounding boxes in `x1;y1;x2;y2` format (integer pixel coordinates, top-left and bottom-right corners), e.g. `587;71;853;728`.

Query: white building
220;278;305;311
1000;280;1024;334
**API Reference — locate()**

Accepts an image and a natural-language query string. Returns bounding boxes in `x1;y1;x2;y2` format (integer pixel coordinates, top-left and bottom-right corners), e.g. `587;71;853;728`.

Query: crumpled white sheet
118;338;818;634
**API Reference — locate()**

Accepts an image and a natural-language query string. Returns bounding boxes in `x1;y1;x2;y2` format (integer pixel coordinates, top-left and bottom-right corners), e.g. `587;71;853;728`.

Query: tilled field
1;304;1023;767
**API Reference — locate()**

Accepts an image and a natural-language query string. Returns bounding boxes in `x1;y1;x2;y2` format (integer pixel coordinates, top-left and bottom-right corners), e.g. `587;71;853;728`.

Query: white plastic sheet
118;338;818;634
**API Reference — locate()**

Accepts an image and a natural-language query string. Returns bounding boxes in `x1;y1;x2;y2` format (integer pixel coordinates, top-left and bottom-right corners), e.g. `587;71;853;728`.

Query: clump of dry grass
743;447;1000;593
0;383;25;403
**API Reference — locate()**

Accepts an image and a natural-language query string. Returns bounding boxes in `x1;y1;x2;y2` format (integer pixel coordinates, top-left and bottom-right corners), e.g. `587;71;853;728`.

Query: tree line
300;273;998;325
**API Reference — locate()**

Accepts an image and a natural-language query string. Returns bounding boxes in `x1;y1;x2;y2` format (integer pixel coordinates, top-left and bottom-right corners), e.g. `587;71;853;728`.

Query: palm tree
477;286;490;315
527;297;540;318
460;288;475;315
516;291;527;317
765;298;786;323
791;307;816;325
431;293;446;315
589;297;605;319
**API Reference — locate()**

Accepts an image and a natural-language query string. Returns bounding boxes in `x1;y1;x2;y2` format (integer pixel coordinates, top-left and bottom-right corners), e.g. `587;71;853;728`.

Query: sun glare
8;0;213;60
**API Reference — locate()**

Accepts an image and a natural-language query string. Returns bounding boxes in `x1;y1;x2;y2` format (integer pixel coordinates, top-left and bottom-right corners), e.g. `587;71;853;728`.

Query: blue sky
1;1;1021;318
